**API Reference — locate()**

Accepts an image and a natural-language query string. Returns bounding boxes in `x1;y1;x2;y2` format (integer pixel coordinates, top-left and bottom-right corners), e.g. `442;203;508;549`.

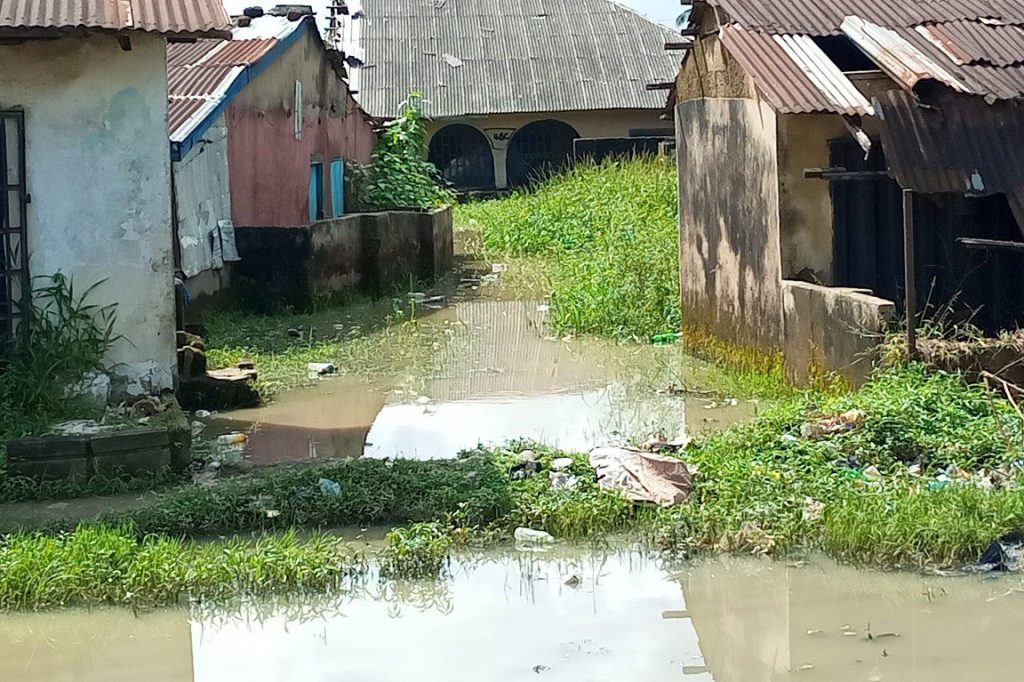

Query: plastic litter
549;471;578;490
307;362;337;376
319;478;342;497
491;263;508;273
195;409;212;419
550;457;573;471
650;332;681;345
217;432;247;446
514;527;555;544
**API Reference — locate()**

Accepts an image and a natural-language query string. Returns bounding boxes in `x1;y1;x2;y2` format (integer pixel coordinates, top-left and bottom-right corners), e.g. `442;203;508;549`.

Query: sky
223;0;683;28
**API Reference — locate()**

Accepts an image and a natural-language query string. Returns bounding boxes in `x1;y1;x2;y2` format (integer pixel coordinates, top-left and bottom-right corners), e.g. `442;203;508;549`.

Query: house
674;0;1024;383
343;0;682;190
168;5;376;300
0;0;231;395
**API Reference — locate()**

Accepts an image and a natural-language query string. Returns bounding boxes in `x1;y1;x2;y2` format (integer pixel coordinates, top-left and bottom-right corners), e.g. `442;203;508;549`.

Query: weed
378;522;453;579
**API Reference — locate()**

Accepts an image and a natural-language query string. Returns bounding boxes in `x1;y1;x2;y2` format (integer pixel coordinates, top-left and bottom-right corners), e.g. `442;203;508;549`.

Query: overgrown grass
0;526;364;610
456;157;680;341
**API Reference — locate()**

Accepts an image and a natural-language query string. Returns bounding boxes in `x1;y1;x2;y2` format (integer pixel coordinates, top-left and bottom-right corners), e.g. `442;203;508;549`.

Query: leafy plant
378;522;453;579
360;93;455;211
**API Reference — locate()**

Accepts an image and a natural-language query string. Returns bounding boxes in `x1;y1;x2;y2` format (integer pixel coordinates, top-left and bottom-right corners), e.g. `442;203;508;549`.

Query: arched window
427;124;495;189
506;120;580;187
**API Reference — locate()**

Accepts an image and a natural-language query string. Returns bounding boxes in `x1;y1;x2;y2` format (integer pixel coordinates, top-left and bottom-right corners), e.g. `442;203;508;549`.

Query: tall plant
362;93;454;211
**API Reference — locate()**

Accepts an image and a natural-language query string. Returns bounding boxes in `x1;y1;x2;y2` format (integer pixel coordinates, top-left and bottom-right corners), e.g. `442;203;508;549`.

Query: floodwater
5;548;1024;681
211;299;754;465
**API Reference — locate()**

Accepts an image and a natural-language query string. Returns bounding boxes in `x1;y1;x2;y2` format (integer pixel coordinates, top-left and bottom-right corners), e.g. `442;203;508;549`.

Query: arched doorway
506;120;579;187
427;124;495;189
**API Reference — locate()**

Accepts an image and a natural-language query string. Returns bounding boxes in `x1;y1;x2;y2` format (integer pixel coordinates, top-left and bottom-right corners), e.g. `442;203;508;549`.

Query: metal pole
902;189;917;360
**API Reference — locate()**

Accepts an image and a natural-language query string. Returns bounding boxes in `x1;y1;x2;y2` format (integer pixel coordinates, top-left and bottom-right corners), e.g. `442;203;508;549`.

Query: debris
50;419;116;436
806;629;823;636
537;304;550;313
802;497;824;522
191;421;206;436
422;296;447;310
976;530;1024;571
667;434;691;449
549;471;578;490
550;457;574;471
511;460;542;480
532;665;549;674
217;432;248;446
130;397;164;418
137;416;151;425
564;575;581;588
642;437;670;451
800;409;865;440
514;527;555;544
798;665;815;671
236;359;256;371
491;263;508;273
287;328;303;338
195;409;212;419
780;434;799;444
265;509;281;518
518;449;538;462
318;478;342;497
862;465;882;482
650;332;681;345
415;396;432;405
589;447;693;506
307;362;337;376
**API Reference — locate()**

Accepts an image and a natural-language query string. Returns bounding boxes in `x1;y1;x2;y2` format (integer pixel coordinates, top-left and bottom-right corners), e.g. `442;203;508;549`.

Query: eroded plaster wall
0;34;176;393
676;98;784;350
424;108;670;188
227;28;376;227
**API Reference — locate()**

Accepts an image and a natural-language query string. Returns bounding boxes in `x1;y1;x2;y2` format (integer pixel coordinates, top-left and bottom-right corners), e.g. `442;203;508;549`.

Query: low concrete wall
233;207;454;307
783;281;895;386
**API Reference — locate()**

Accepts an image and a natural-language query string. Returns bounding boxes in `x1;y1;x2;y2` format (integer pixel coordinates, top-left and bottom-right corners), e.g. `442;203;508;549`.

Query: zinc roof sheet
356;0;682;118
719;25;873;115
917;20;1024;67
0;0;231;38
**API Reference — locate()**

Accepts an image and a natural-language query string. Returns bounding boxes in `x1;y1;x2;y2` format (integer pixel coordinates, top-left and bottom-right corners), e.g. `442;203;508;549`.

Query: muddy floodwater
211;299;754;464
4;548;1024;681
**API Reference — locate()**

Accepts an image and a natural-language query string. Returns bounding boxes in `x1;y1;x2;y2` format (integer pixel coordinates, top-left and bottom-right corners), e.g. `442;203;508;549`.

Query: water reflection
5;549;1024;681
211;300;752;464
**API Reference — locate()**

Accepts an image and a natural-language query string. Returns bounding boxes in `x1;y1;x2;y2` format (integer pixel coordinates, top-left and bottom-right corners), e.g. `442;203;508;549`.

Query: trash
307;362;337;376
564;575;581;588
217;432;248;446
549;471;578;490
511;460;542;480
265;509;281;519
195;409;212;419
550;457;574;471
802;497;824;522
491;263;508;273
415;396;431;405
409;291;428;302
589;447;693;506
191;420;206;436
50;420;116;436
518;449;539;462
136;417;151;426
536;304;550;313
780;434;799;445
800;409;865;440
287;328;303;338
319;478;342;497
977;530;1024;571
236;359;256;371
798;665;815;671
514;527;555;544
928;474;951;491
862;465;882;482
650;332;681;345
532;665;549;674
667;434;691;449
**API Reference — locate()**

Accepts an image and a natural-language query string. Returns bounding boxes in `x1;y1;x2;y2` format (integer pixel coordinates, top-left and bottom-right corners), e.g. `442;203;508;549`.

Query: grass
202;297;451;399
456;157;680;342
0;526;365;610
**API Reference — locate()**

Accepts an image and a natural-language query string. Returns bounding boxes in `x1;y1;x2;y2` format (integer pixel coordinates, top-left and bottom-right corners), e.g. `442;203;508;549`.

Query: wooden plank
957;237;1024;252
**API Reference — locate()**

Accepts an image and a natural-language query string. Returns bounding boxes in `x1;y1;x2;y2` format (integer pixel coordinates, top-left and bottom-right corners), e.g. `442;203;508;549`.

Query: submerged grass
456;157;680;341
0;526;364;610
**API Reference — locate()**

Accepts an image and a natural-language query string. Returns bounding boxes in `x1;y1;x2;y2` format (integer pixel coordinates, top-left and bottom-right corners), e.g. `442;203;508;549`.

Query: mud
4;549;1024;681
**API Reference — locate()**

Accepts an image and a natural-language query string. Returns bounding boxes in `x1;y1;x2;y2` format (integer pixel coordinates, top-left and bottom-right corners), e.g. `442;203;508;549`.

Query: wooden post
902;189;917;360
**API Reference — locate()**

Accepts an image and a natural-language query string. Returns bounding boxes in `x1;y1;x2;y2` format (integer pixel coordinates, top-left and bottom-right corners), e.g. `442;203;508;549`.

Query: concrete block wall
782;280;895;386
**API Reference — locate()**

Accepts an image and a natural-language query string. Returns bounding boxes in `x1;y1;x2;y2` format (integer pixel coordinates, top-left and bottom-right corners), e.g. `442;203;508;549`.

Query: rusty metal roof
167;15;309;143
919;20;1024;67
875;87;1024;224
719;25;873;115
702;0;1024;37
0;0;231;38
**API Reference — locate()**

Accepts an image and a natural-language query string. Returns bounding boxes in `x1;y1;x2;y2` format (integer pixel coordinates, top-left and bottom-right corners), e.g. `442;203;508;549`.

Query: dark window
814;36;879;72
427;124;495;189
506;120;579;187
309;162;325;222
0;111;28;349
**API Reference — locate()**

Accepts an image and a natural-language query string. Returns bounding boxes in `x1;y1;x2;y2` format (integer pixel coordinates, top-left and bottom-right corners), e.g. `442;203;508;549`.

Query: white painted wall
425;109;672;188
0;34;176;394
173;115;232;297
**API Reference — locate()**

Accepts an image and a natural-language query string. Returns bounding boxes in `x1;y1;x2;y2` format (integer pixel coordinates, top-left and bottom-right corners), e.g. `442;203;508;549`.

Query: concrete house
674;0;1024;383
168;6;376;300
0;0;231;394
343;0;682;190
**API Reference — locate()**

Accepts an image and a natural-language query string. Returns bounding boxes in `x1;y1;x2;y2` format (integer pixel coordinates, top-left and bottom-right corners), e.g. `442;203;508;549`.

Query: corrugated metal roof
355;0;682;118
0;0;231;38
719;25;873;115
704;0;1024;37
167;15;309;142
917;20;1024;67
875;88;1024;222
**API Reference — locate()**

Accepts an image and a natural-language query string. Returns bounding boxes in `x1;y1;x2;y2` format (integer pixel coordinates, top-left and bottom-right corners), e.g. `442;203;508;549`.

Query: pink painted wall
225;26;376;228
227;105;374;226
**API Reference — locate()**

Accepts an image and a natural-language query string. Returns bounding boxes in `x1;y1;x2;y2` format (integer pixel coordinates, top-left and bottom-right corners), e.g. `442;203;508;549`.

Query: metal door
0;111;28;348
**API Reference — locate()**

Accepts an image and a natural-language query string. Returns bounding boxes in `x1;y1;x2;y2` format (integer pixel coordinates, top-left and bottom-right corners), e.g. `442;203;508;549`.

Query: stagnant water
4;547;1024;681
210;299;754;465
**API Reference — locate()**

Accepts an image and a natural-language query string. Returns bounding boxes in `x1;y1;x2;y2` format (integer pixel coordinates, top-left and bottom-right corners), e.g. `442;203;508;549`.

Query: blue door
309;162;324;222
330;159;345;217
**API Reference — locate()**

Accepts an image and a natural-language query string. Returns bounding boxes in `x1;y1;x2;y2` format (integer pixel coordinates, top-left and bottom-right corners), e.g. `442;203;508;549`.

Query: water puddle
5;549;1024;681
211;299;755;464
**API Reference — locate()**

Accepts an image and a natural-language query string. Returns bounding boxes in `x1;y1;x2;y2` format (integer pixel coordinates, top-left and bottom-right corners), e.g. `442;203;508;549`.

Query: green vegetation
378;522;453;579
0;526;363;610
0;274;117;476
357;93;455;212
456;157;680;341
